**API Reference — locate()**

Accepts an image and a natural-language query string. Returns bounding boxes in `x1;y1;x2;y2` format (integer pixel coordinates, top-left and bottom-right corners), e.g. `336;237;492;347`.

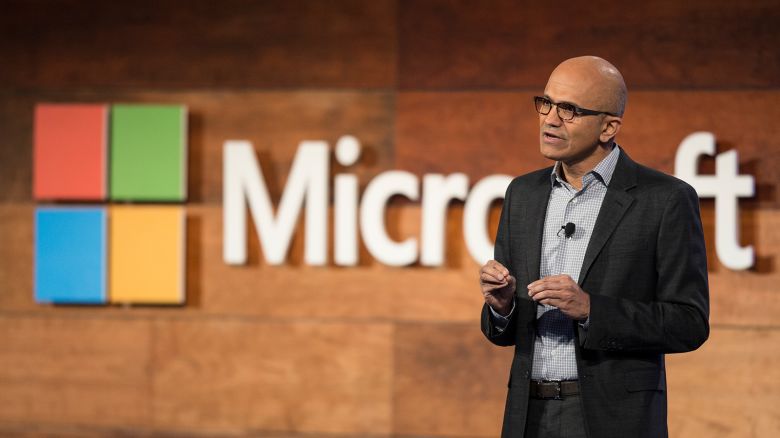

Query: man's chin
540;144;567;162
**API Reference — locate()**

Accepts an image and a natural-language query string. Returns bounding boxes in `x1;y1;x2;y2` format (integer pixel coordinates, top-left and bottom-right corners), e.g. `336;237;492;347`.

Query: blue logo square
34;207;108;304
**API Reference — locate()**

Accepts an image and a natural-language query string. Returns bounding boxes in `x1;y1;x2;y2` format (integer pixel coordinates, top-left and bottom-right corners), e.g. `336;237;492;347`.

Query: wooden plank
0;90;394;203
399;0;780;89
149;319;393;435
0;315;152;426
395;92;548;180
0;424;370;438
0;316;773;436
396;91;780;208
394;324;780;437
0;0;396;89
393;322;512;437
0;204;35;311
0;96;33;202
5;90;777;205
186;203;488;322
172;90;395;203
2;202;780;327
701;205;780;328
667;328;780;437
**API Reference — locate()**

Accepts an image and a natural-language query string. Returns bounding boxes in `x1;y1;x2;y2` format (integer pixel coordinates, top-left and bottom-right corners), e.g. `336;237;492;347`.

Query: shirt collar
550;144;621;188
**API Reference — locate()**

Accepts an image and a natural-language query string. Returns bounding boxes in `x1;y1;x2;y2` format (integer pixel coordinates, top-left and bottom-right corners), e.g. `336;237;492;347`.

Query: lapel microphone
558;222;576;238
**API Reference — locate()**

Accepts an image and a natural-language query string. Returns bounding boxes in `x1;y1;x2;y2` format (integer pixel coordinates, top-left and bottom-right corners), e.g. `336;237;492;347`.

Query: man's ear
600;116;622;143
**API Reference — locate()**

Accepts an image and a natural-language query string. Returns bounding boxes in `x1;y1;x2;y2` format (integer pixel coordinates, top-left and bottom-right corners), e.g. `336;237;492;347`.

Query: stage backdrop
1;1;778;436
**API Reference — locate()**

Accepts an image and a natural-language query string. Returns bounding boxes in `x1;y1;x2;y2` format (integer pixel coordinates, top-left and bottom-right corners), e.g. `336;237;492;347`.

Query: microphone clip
558;222;576;239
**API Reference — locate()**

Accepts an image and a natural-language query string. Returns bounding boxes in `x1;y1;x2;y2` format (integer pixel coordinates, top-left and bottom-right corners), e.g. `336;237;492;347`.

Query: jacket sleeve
582;182;710;353
481;180;519;347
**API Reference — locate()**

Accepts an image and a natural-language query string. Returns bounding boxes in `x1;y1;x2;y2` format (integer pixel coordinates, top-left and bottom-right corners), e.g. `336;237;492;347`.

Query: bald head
547;56;627;116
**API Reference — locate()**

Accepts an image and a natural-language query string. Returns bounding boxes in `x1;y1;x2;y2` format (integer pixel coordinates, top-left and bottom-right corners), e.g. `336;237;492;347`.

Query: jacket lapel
576;150;638;285
525;170;553;283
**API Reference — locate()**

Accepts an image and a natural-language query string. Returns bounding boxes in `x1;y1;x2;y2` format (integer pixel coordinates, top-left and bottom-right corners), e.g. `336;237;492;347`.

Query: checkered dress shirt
492;145;621;381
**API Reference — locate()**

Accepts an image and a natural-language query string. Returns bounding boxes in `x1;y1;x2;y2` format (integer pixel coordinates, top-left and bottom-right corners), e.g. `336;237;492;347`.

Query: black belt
530;380;580;399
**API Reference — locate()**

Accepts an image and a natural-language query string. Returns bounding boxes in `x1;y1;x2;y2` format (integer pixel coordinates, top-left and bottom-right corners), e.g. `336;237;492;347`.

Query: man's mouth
543;131;564;141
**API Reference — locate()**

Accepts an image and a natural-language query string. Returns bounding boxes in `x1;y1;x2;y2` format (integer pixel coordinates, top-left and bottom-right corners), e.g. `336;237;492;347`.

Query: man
479;56;709;438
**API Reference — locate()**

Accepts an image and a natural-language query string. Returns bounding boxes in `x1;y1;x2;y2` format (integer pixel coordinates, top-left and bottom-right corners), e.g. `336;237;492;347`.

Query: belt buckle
539;380;562;400
551;381;562;400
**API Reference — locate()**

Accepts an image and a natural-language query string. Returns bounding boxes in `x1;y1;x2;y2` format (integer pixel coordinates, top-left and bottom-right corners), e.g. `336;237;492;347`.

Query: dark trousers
524;394;587;438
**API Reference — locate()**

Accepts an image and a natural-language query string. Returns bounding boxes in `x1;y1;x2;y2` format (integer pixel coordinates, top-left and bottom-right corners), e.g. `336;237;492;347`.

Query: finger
529;288;567;301
486;259;505;269
529;274;574;286
481;281;509;294
527;278;554;290
486;261;508;277
493;275;516;292
528;276;572;293
479;265;497;279
481;275;507;287
528;282;562;296
486;260;510;278
480;270;506;284
487;266;509;282
546;275;576;289
538;297;563;307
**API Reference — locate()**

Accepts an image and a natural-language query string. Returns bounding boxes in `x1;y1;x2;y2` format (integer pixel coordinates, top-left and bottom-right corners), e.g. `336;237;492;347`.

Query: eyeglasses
533;96;616;122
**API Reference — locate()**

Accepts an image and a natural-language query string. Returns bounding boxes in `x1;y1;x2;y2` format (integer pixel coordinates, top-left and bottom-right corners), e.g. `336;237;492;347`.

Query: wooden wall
1;0;779;436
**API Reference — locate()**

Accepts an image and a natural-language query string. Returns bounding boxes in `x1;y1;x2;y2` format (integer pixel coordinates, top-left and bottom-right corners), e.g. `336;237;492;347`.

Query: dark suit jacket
481;149;709;438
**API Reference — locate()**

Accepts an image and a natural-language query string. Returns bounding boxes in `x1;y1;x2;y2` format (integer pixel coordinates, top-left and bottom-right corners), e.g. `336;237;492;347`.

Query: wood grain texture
396;91;780;207
0;0;396;89
399;0;780;89
0;424;373;438
0;315;152;426
0;319;775;436
0;202;486;322
150;319;394;435
0;204;35;311
0;315;394;435
0;90;394;203
6;90;776;205
702;205;780;328
3;203;778;327
393;322;512;437
392;324;780;438
667;328;780;437
395;92;547;179
0;96;34;202
0;2;778;435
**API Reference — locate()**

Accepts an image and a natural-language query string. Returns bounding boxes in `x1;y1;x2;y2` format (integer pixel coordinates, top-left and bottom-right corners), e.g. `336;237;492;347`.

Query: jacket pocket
624;368;665;392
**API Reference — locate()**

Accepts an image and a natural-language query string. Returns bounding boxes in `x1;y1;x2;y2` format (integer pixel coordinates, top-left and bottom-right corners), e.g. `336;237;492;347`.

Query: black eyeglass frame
533;96;618;121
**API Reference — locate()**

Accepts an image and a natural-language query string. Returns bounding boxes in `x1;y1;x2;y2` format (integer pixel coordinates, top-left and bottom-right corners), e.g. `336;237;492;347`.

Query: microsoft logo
33;103;188;305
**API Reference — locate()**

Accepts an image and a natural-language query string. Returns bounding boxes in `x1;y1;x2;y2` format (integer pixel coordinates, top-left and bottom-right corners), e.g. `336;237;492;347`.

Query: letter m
223;141;328;265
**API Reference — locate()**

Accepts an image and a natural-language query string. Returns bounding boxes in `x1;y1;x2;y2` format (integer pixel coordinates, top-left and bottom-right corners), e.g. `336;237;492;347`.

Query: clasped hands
479;260;590;321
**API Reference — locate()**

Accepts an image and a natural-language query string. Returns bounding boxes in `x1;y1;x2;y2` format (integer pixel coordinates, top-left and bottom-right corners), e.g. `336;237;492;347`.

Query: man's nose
543;106;562;126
